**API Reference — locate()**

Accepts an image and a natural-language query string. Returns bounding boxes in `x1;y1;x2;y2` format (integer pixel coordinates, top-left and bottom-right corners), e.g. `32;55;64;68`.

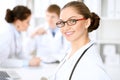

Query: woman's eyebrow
68;16;77;19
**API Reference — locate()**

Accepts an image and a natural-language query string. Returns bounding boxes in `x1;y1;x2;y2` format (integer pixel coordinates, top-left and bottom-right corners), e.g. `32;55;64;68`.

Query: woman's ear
85;18;91;29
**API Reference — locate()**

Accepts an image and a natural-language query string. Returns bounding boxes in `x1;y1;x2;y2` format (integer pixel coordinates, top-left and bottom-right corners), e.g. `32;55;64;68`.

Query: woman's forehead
60;8;83;20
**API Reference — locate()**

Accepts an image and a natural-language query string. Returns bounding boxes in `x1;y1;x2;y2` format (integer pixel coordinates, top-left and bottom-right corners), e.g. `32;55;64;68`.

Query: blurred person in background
23;4;70;64
0;5;40;68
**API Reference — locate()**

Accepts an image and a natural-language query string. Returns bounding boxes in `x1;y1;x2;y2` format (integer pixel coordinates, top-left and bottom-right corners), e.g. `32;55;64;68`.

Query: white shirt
0;24;31;67
49;41;111;80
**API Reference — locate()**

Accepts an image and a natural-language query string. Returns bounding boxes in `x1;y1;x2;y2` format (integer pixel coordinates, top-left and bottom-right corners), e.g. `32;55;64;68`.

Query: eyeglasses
56;18;86;28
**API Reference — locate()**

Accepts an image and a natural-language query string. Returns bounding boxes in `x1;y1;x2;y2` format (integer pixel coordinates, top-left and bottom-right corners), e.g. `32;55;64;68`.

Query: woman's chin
65;37;74;42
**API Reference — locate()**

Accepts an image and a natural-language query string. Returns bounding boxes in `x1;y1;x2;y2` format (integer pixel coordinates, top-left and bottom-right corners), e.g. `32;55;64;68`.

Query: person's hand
31;28;46;38
29;57;41;67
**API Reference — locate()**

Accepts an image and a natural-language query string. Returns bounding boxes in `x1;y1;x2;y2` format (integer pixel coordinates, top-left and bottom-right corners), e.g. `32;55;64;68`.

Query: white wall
0;0;16;26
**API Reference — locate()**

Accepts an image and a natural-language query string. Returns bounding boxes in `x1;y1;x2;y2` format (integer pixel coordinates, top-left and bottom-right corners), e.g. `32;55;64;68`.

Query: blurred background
0;0;120;80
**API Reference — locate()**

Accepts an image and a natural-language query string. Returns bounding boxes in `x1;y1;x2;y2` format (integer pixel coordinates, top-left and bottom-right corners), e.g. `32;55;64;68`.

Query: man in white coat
23;4;69;64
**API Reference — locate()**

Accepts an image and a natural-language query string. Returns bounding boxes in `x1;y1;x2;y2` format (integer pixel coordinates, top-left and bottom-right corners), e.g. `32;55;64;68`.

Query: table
0;63;58;80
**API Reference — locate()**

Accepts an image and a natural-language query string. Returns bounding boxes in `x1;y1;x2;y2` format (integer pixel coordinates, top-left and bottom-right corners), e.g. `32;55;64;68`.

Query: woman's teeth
65;31;74;35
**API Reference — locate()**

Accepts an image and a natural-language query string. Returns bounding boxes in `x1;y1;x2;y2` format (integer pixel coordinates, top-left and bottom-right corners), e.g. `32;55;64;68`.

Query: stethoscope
53;43;94;80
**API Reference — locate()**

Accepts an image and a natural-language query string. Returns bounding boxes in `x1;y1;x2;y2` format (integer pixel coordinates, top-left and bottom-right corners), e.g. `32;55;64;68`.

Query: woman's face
17;15;31;31
59;7;89;42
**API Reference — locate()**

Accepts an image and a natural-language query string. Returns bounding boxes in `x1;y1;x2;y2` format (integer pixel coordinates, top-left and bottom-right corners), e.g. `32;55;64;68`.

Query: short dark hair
63;1;100;32
47;4;60;17
5;5;31;23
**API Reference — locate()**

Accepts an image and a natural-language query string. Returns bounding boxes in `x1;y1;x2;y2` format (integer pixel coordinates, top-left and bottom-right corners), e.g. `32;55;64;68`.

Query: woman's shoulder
75;45;111;79
82;44;103;65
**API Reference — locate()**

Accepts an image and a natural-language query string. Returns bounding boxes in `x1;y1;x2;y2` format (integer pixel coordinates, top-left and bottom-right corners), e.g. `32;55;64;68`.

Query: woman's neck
69;35;90;59
13;22;19;31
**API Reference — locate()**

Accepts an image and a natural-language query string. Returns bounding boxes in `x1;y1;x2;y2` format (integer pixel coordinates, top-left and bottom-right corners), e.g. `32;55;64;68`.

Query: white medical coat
23;23;70;62
0;24;31;67
49;41;111;80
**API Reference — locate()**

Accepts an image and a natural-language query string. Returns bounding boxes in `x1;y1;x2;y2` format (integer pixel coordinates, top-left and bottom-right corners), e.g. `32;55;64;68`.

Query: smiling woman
49;1;111;80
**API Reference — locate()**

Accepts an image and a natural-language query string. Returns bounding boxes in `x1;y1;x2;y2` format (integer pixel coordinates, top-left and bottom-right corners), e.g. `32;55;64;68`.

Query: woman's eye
71;19;76;22
56;21;63;25
57;21;62;24
69;19;76;23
